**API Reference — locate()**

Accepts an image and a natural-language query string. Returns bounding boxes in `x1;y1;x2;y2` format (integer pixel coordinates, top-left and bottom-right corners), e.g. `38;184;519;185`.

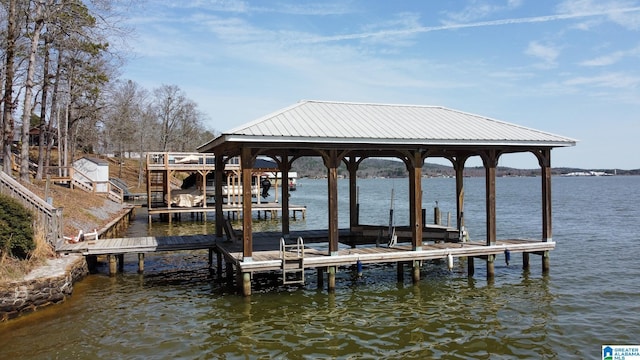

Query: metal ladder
280;237;305;285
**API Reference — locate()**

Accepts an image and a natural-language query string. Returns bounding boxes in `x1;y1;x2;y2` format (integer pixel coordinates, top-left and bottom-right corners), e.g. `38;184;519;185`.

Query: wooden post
215;155;225;239
467;256;475;277
108;255;117;276
397;262;404;282
412;260;420;283
328;266;336;292
242;272;251;296
346;157;360;230
482;150;498;246
118;254;125;273
405;150;424;251
542;251;550;273
317;267;324;289
241;147;254;261
523;252;530;270
453;155;468;232
280;155;291;236
539;149;553;273
323;150;342;256
486;254;495;279
138;253;144;273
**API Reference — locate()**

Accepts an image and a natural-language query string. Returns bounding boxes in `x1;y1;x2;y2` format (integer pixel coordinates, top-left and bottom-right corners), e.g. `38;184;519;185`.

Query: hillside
291;157;640;178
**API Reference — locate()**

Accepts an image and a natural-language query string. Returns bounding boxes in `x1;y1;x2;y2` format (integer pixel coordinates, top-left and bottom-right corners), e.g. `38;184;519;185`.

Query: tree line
0;0;215;184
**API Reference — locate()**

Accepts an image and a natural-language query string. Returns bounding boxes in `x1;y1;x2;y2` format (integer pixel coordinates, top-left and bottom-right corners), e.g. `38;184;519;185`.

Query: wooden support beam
412;260;420;283
108;255;117;276
523;252;530;270
138;253;144;273
242;272;251;296
241;147;255;261
397;262;404;282
328;266;336;292
317;267;325;289
482;150;499;246
467;256;475;277
542;251;550;274
118;254;124;273
346;157;362;230
215;156;225;239
280;154;291;236
453;155;469;231
322;150;344;256
486;254;495;279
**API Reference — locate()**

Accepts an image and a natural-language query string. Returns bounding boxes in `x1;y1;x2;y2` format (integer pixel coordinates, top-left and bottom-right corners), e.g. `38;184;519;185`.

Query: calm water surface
1;176;639;359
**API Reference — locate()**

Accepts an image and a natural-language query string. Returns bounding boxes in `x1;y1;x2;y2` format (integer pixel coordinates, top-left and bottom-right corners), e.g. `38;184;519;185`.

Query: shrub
0;194;35;259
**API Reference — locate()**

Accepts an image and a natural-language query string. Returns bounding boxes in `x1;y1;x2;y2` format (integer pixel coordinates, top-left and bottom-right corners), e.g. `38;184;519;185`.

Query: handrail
0;170;63;248
145;152;240;170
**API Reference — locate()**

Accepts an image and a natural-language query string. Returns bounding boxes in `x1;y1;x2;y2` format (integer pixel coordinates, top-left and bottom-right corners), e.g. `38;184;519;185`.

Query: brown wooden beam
322;150;347;255
215;155;225;239
452;155;469;232
345;157;363;230
241;147;255;260
482;150;499;246
538;149;552;242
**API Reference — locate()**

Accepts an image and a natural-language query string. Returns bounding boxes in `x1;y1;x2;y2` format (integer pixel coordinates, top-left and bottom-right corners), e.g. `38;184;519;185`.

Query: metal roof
200;100;576;151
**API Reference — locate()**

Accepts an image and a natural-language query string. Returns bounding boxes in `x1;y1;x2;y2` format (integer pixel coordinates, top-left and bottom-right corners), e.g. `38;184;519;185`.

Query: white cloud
564;72;640;88
443;0;523;23
580;44;640;66
525;41;560;67
556;0;640;30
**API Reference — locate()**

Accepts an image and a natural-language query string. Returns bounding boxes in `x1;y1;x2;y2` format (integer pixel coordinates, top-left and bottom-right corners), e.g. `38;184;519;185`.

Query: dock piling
138;253;144;273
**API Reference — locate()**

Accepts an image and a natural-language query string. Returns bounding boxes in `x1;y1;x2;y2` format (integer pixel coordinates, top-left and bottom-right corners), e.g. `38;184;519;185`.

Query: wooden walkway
57;230;555;295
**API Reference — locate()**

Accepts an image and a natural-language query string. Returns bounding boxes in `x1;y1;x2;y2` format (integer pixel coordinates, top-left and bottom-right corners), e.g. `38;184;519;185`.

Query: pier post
242;272;251;296
486;254;495;279
523;252;530;270
317;267;324;289
208;249;213;269
397;262;404;282
542;251;550;273
108;255;117;276
328;266;336;292
138;253;144;273
118;254;125;273
467;256;475;277
412;260;421;283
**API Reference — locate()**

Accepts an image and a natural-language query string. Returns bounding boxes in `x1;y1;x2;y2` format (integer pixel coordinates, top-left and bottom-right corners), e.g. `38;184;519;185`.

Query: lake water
1;176;639;359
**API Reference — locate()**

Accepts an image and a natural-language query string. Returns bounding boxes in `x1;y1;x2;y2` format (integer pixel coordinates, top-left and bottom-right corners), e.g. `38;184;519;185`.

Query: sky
118;0;640;170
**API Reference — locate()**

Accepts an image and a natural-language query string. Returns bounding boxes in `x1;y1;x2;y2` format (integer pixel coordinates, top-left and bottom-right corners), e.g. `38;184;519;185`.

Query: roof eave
217;134;576;149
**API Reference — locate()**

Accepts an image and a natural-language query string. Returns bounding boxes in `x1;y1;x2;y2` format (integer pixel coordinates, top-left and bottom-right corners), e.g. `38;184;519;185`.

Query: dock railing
0;170;63;248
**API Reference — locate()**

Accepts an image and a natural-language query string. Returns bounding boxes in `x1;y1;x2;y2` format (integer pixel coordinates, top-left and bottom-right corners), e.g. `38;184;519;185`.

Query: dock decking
57;230;554;293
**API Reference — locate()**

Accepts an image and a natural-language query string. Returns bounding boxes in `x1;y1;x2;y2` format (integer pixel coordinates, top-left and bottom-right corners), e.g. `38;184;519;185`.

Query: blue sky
119;0;640;170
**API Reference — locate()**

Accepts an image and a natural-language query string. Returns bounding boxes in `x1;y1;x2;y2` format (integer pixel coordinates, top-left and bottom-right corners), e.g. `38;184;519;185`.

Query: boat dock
147;202;306;222
56;229;554;293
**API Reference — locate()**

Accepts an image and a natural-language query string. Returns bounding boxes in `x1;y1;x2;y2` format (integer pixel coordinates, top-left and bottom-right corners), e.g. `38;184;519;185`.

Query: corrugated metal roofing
207;100;576;148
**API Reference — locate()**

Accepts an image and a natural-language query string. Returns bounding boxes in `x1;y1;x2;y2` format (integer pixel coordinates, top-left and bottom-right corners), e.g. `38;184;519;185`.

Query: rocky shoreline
0;255;88;321
0;204;135;322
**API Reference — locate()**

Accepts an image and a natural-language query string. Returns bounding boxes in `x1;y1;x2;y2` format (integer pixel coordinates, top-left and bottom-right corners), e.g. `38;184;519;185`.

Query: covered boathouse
198;100;576;296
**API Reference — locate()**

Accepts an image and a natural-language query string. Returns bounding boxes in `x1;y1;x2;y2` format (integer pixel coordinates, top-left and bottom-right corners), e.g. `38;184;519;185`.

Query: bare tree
1;0;18;173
